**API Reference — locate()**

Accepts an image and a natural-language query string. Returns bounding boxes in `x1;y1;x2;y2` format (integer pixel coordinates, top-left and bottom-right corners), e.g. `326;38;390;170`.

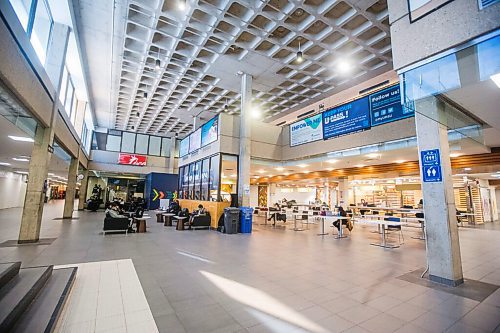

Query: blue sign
421;149;442;182
369;85;414;126
322;98;370;139
201;115;219;147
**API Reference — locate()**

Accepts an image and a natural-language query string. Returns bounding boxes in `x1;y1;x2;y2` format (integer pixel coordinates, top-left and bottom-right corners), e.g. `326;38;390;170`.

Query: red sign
118;153;147;166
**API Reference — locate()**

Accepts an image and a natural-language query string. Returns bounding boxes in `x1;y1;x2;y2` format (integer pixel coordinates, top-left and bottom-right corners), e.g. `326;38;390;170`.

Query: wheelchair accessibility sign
421;149;442;182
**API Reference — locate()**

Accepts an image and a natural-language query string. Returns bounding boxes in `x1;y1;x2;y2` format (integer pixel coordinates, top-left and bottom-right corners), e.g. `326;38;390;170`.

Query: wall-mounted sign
322;98;370;140
189;128;202;153
421;149;442;182
201;115;218;147
118;153;147;166
290;114;323;147
369;84;414;126
179;136;189;157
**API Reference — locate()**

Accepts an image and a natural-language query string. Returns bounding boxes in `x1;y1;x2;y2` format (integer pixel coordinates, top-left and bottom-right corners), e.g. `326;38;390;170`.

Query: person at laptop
333;206;352;232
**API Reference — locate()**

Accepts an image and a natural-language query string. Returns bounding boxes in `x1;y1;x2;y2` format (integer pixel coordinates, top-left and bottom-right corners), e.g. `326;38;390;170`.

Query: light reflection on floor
200;270;329;333
176;249;215;263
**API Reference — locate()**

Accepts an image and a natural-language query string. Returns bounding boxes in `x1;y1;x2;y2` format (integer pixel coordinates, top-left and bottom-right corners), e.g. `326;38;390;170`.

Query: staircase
0;261;77;332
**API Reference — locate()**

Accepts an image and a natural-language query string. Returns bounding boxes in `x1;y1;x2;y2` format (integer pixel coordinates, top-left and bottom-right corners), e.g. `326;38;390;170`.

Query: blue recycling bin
240;207;253;233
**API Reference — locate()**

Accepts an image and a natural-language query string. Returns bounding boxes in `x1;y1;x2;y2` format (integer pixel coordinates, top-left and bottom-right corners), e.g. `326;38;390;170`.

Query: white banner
290;114;323;147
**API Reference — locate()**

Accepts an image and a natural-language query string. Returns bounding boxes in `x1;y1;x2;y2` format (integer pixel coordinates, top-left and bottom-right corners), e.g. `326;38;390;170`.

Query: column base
429;274;464;287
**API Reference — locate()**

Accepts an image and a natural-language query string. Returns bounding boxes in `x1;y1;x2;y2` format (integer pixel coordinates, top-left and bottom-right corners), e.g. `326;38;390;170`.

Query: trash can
240;207;253;233
223;207;240;234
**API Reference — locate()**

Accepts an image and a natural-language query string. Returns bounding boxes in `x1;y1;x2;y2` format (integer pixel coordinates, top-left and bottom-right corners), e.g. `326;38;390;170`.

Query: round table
174;216;188;230
134;216;150;233
162;213;175;226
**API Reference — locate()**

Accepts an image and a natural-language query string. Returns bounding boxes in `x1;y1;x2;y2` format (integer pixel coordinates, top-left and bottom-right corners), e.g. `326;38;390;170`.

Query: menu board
179;136;189;157
201;115;218;147
289;114;323;147
322;98;370;140
189;128;201;153
369;85;413;127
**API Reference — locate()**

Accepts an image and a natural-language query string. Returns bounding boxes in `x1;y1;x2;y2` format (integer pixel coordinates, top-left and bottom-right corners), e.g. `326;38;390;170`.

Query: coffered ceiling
75;0;393;137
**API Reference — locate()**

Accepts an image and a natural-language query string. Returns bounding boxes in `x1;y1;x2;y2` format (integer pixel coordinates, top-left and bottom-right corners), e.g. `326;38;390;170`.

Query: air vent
478;0;499;9
359;80;390;95
276;121;287;126
297;109;315;119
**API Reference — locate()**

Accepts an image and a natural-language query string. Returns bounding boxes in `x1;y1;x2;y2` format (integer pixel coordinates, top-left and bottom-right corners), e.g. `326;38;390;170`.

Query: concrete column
415;96;463;286
78;169;89;210
168;137;177;173
63;157;79;218
18;23;70;243
338;178;349;207
238;73;252;207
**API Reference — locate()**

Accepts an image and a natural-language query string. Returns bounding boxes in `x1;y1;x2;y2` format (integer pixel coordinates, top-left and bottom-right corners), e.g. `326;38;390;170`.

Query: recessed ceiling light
257;169;265;174
275;167;284;171
326;167;334;171
12;158;29;162
491;73;500;88
16;171;28;174
155;59;161;71
268;174;273;177
0;162;11;166
297;164;308;168
303;170;310;174
230;174;236;177
283;173;290;176
366;153;379;158
354;164;365;168
464;168;472;171
8;135;34;142
251;108;261;119
337;59;352;74
450;153;461;158
178;0;186;10
395;160;406;164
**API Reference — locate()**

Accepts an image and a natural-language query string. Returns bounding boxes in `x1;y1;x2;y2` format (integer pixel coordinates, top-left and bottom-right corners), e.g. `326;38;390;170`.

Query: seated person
168;199;181;215
267;203;282;225
188;205;206;228
105;203;135;232
359;199;369;216
333;206;353;232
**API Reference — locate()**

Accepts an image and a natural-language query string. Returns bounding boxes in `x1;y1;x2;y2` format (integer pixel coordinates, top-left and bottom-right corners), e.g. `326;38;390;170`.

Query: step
11;267;77;333
0;265;53;332
0;262;21;289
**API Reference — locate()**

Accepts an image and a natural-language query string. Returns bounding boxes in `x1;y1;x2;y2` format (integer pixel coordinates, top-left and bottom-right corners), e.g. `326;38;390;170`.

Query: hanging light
143;91;148;100
155;59;161;71
224;98;228;111
296;40;303;64
136;112;140;117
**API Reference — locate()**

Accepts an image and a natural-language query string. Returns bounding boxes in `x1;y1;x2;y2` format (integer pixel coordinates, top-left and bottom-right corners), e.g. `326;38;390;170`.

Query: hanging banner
290;114;323;147
201;115;219;147
179;136;189;157
369;85;413;126
322;98;370;139
189;128;201;153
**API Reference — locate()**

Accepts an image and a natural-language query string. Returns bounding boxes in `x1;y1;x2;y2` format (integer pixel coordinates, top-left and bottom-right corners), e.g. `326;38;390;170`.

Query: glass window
106;135;121;152
65;79;74;116
161;137;171;157
201;158;209;201
209;155;220;201
220;154;238;203
188;163;195;199
148;136;161;156
178;166;184;199
121;132;135;153
71;95;78;124
59;66;68;105
135;134;148;154
82;123;88;147
9;0;33;31
182;164;189;199
30;0;52;65
193;160;202;200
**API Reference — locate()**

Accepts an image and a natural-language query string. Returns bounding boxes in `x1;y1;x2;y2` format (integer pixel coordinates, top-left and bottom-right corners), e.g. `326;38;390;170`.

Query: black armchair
103;216;130;235
190;213;211;230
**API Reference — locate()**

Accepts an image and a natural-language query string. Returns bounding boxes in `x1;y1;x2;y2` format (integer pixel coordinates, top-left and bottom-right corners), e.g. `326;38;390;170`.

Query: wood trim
178;199;230;228
251;152;500;185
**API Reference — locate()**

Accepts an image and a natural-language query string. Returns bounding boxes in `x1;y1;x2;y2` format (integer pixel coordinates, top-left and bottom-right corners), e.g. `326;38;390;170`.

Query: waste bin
240;207;253;233
223;207;240;234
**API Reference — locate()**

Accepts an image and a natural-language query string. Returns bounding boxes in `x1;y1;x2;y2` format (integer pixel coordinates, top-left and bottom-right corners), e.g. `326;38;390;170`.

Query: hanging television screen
369;84;414;126
189;128;201;153
322;98;370;140
201;115;218;147
179;136;189;157
289;114;323;147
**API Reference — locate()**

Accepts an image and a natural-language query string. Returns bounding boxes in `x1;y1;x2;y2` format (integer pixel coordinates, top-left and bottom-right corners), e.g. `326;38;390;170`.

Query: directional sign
421;149;442;182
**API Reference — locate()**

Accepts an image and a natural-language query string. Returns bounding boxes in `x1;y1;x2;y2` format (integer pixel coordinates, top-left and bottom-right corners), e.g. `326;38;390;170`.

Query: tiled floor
1;200;500;332
54;259;158;333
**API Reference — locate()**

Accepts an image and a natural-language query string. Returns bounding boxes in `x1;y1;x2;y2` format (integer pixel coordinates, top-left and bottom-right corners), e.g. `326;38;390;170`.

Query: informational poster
322;98;370;139
289;114;323;147
201;115;218;147
189;128;201;153
369;85;414;126
179;136;189;157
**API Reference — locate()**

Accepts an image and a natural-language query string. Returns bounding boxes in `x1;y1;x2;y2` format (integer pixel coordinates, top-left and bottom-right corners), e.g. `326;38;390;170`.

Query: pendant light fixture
155;49;161;71
296;40;303;64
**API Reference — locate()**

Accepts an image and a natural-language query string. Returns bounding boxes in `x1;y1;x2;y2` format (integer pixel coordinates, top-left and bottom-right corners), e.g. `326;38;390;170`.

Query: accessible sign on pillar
421;149;442;182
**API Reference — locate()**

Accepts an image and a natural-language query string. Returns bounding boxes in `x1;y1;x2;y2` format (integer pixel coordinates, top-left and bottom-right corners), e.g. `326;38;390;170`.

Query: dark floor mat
0;238;57;247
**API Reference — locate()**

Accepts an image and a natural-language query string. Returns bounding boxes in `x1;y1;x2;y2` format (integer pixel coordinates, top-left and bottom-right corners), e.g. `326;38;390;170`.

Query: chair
103;215;129;235
385;216;404;244
190;213;211;230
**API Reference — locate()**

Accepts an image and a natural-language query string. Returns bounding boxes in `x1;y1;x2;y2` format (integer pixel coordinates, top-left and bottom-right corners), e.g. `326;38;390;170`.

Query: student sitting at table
105;202;135;233
168;199;181;215
333;206;353;232
359;199;369;216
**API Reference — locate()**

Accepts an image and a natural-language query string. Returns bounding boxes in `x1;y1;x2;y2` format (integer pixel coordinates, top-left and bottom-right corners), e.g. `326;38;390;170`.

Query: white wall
0;171;27;209
249;185;258;207
271;188;316;205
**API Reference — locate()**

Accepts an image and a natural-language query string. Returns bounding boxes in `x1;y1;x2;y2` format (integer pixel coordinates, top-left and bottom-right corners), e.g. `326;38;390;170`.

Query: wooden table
134;217;150;233
174;216;188;230
162;213;175;226
155;210;166;223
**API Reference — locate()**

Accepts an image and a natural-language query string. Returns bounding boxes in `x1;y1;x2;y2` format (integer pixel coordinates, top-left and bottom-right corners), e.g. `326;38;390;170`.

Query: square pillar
415;96;463;286
78;169;89;210
63;157;79;218
238;73;252;207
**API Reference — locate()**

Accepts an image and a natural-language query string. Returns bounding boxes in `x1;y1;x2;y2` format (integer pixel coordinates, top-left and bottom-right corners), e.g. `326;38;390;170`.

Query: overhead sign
322;98;370;140
369;85;413;126
290;114;323;146
118;153;147;166
189;128;201;153
201;115;219;147
421;149;442;182
179;136;189;157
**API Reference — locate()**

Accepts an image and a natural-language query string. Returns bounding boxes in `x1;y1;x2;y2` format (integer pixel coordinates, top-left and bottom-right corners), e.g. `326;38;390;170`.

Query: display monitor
322;97;370;140
201;115;218;147
189;128;202;153
289;113;323;147
369;84;414;126
179;136;189;157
